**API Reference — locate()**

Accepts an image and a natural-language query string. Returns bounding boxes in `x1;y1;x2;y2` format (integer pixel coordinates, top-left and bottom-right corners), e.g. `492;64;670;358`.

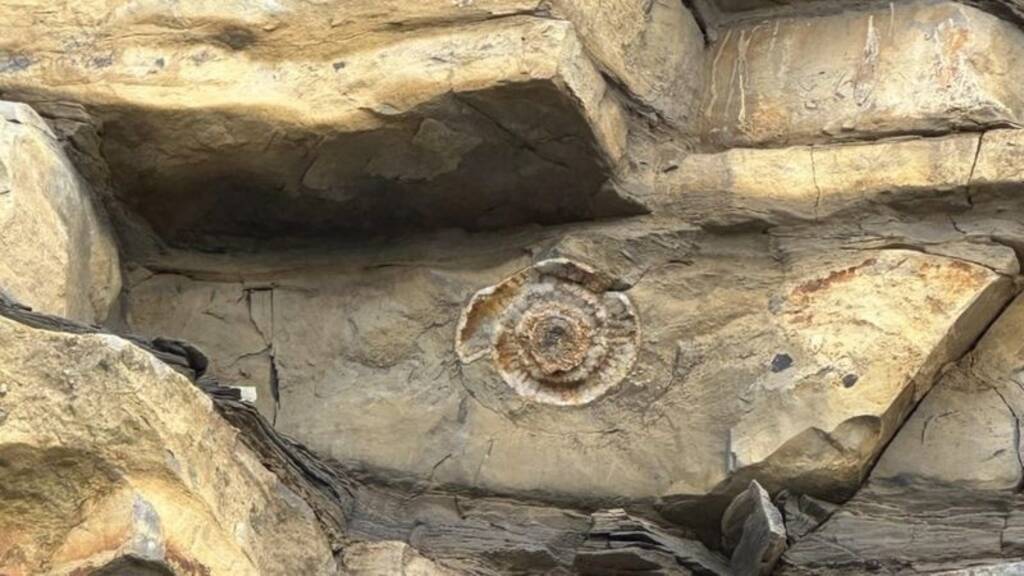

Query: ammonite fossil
455;259;640;406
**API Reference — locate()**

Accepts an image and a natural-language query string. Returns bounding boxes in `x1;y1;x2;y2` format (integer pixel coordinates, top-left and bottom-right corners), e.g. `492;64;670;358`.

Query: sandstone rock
0;0;713;248
778;481;1024;575
658;133;981;226
973;128;1024;196
773;491;838;545
343;541;459;576
702;2;1024;146
871;293;1024;490
0;101;120;323
721;481;786;576
123;219;1016;512
711;0;1024;20
935;563;1024;576
0;314;335;575
550;0;705;126
574;509;729;575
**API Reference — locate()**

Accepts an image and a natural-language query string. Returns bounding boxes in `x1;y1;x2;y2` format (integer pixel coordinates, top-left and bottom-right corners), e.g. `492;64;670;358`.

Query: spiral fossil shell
455;259;639;406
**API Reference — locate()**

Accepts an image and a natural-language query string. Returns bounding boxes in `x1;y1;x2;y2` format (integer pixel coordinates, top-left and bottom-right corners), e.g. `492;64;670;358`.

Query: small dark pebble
842;373;859;388
771;353;793;373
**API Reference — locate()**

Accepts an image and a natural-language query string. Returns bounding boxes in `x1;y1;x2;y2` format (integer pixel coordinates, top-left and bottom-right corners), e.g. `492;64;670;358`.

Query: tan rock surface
0;315;335;575
871;293;1024;490
124;220;1016;507
0;0;715;247
0;102;120;323
343;541;460;576
702;2;1024;146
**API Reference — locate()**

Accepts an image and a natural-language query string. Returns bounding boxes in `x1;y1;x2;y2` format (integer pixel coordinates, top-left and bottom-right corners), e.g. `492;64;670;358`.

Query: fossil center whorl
518;302;593;378
456;259;640;406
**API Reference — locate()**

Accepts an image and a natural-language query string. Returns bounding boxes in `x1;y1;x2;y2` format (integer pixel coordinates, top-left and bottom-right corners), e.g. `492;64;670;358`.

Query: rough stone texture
574;509;729;575
702;2;1024;146
657;132;982;226
4;0;1024;572
0;0;717;248
0;314;335;575
721;481;787;576
551;0;706;126
342;542;460;576
777;481;1024;575
773;491;838;545
124;218;1016;510
0;294;726;576
0;102;120;323
872;293;1024;490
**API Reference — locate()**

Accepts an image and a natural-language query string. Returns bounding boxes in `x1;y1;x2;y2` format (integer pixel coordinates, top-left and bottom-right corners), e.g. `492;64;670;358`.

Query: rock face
124;221;1016;507
702;2;1024;146
0;314;335;575
0;0;711;247
3;0;1024;573
871;293;1024;490
0;102;120;323
777;482;1024;575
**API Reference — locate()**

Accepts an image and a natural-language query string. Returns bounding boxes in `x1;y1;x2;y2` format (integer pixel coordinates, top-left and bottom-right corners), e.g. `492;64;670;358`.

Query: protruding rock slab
0;0;710;246
0;101;120;323
721;481;787;576
872;293;1024;490
660;133;981;226
702;2;1024;146
574;509;729;575
778;481;1024;575
124;220;1016;509
0;315;335;575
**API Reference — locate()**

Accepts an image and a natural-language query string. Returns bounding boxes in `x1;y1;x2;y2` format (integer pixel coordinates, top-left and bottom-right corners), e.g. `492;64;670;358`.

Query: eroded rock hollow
2;0;1024;574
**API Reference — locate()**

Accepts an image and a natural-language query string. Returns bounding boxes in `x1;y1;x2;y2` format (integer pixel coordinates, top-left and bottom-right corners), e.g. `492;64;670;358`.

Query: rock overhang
0;6;653;248
0;0;714;251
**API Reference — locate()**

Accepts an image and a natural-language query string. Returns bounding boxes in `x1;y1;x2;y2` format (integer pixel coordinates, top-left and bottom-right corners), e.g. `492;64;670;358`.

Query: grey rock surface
723;481;787;576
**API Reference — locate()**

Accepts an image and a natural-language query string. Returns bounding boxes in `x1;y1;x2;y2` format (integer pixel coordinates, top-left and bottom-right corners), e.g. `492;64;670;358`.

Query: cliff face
1;1;1024;575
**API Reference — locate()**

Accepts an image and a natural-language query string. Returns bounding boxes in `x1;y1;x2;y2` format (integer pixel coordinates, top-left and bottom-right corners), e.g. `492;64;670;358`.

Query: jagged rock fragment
574;509;729;575
721;481;787;576
773;490;838;545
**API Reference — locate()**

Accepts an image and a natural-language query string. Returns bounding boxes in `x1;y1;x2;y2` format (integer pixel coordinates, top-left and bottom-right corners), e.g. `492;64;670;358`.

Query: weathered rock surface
722;481;787;576
0;314;335;575
342;542;459;576
574;509;729;575
777;481;1024;575
3;0;1024;572
702;2;1024;146
773;490;837;546
0;0;714;247
124;218;1016;513
0;293;735;576
872;293;1024;490
0;102;120;323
